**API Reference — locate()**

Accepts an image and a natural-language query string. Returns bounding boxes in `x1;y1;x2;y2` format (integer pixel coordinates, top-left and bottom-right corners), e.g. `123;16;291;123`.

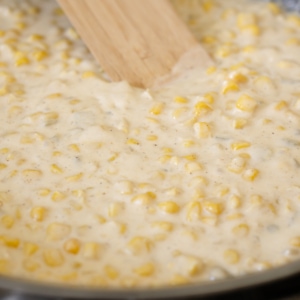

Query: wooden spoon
57;0;211;88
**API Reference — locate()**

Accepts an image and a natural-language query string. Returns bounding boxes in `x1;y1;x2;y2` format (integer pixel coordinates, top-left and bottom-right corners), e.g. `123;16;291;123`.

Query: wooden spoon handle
57;0;200;87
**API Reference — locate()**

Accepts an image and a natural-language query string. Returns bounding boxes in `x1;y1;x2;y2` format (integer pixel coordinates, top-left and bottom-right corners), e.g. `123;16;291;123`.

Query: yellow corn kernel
290;236;300;247
47;223;71;241
149;102;164;115
159;155;171;163
170;273;189;286
215;44;233;58
231;141;251;151
232;223;250;237
38;188;50;196
174;96;189;104
172;107;188;119
222;81;240;95
186;201;202;221
183;154;197;161
104;265;119;280
3;236;20;248
51;190;66;202
243;168;259;181
158;201;180;214
66;173;83;182
29;34;43;41
203;92;216;104
32;50;48;61
1;215;14;229
127;236;152;254
51;164;63;174
233;118;247;129
147;135;158;141
231;73;248;84
0;163;7;170
236;94;257;112
251;194;263;206
67;144;80;152
254;76;275;94
202;0;214;12
22;169;43;179
117;180;133;195
0;86;8;96
64;238;81;254
243;45;256;53
82;71;96;78
237;13;256;29
206;66;216;74
15;54;30;66
0;30;5;37
23;259;40;272
286;38;300;46
230;195;242;209
203;201;224;215
287;15;300;27
227;213;243;220
223;249;240;264
274;100;287;110
134;262;155;277
132;192;156;205
202;35;216;45
194;101;212;116
152;221;173;232
242;24;260;36
267;3;281;15
30;206;46;222
118;223;127;234
23;242;39;256
127;138;139;145
83;242;101;259
108;202;123;218
194;122;211;138
43;249;64;267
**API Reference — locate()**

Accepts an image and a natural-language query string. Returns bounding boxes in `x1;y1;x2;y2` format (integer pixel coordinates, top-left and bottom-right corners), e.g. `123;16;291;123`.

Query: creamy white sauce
0;0;300;288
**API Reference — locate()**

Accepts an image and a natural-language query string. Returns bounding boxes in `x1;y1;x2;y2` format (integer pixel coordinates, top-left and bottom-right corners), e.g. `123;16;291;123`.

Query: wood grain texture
57;0;204;88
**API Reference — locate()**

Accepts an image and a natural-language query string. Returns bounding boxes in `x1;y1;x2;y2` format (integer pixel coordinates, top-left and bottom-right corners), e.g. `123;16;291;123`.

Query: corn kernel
222;81;240;95
287;15;300;27
132;192;156;205
267;3;281;15
206;66;216;74
1;215;14;229
290;236;300;247
174;96;188;104
51;164;63;174
108;202;123;217
38;188;51;196
202;36;216;45
83;242;101;259
23;242;39;256
236;94;257;112
243;168;259;181
134;262;155;277
152;221;173;232
231;141;251;151
203;201;224;215
223;249;240;264
127;236;152;254
23;259;40;272
22;169;43;179
104;265;119;279
186;201;202;221
127;138;139;145
64;238;80;254
32;50;48;61
233;118;247;129
150;102;164;115
232;223;250;237
15;55;30;66
231;73;248;84
51;191;66;202
30;206;46;222
82;71;96;78
43;249;64;267
242;24;260;36
147;135;158;141
158;201;180;214
66;173;83;182
0;163;7;170
194;101;212;116
274;100;287;111
68;144;80;152
47;223;71;241
4;236;20;248
194;122;211;138
229;195;242;209
237;13;256;29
